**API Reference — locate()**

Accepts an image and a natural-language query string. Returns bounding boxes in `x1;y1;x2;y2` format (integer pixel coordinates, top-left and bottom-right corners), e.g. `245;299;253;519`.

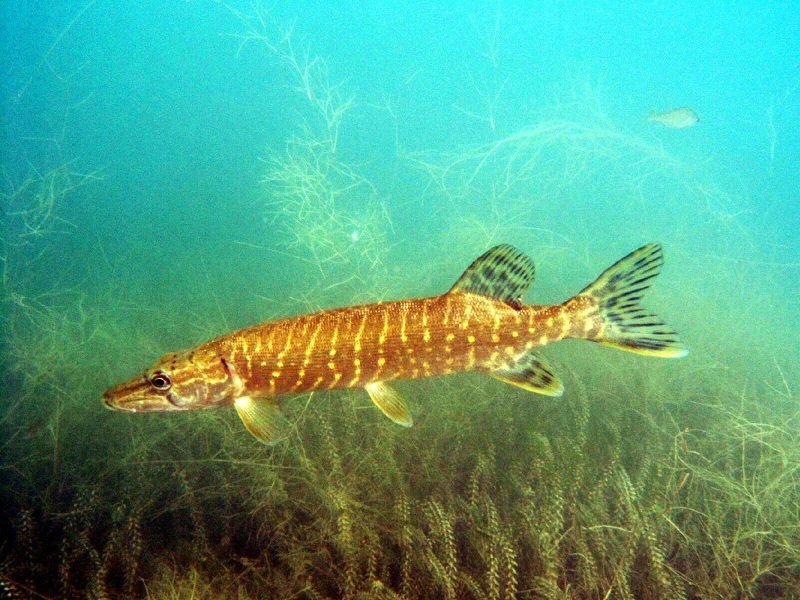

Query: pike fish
103;243;687;443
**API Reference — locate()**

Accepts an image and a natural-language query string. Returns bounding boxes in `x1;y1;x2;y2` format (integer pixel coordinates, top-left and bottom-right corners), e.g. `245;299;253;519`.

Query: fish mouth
102;383;175;413
102;389;135;411
103;375;154;412
102;383;152;412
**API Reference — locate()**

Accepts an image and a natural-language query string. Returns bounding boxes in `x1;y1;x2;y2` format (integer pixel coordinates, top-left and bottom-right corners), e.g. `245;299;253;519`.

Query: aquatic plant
227;2;395;306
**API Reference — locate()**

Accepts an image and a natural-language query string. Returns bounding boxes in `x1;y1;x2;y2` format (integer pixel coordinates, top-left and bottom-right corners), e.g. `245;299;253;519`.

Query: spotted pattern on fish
449;244;535;308
103;243;687;443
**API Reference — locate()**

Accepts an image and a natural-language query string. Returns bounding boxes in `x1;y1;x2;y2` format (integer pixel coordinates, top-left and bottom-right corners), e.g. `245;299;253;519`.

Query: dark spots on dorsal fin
449;244;536;307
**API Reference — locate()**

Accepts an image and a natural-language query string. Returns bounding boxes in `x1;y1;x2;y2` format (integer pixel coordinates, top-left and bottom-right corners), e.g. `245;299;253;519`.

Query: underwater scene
1;1;799;598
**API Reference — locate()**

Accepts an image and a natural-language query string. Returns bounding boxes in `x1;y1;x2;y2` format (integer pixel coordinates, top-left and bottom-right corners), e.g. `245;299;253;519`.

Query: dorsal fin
449;244;535;307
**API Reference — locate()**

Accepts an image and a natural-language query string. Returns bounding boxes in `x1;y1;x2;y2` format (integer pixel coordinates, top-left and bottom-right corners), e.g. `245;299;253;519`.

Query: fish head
102;347;244;413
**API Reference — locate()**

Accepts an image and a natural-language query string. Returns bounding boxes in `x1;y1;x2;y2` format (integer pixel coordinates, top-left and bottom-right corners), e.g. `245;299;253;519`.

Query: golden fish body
103;244;686;443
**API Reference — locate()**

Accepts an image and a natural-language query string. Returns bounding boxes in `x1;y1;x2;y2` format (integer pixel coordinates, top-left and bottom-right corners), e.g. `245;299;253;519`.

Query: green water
1;2;798;598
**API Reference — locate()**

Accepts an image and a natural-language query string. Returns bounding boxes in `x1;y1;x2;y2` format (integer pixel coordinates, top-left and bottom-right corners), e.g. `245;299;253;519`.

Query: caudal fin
578;243;687;358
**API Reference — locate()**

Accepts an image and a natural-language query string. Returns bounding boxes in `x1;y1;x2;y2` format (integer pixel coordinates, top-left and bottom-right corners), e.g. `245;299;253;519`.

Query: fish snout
102;378;151;412
102;377;177;413
102;389;118;410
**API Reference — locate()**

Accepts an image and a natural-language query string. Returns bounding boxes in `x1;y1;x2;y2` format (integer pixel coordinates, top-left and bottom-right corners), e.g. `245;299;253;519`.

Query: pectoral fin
491;350;564;397
234;396;287;444
365;382;413;427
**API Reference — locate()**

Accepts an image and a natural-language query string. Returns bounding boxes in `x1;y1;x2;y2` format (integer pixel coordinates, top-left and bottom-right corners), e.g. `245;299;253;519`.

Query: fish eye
150;371;172;391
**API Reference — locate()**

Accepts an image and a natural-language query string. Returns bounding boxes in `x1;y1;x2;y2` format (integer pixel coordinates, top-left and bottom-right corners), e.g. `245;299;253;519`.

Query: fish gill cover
1;1;798;598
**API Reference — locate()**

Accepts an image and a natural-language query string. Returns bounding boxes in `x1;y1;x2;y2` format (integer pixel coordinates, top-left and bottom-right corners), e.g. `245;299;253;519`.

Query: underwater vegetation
2;3;799;599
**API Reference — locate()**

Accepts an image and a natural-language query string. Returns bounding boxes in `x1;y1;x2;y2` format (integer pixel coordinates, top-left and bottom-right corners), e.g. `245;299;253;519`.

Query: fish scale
217;293;555;398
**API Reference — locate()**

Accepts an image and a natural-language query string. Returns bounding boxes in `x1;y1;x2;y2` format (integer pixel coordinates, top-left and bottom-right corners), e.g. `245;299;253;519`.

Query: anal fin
491;350;564;397
234;396;287;444
365;382;413;427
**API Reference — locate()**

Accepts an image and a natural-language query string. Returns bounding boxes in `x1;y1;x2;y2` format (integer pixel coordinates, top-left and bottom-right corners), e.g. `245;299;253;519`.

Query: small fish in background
647;107;700;129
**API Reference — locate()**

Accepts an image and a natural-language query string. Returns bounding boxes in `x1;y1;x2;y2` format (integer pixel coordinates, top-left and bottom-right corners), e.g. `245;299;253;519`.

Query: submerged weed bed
2;351;798;598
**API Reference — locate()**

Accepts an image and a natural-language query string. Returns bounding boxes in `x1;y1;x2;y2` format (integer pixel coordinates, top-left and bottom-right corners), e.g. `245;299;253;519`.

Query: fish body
103;244;687;442
647;107;699;128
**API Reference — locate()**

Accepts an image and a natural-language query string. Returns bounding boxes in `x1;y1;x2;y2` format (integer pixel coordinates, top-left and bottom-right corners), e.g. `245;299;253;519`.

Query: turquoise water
2;2;798;598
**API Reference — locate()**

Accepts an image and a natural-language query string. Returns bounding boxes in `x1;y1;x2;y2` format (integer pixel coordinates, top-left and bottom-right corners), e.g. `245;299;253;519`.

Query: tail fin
578;243;687;358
